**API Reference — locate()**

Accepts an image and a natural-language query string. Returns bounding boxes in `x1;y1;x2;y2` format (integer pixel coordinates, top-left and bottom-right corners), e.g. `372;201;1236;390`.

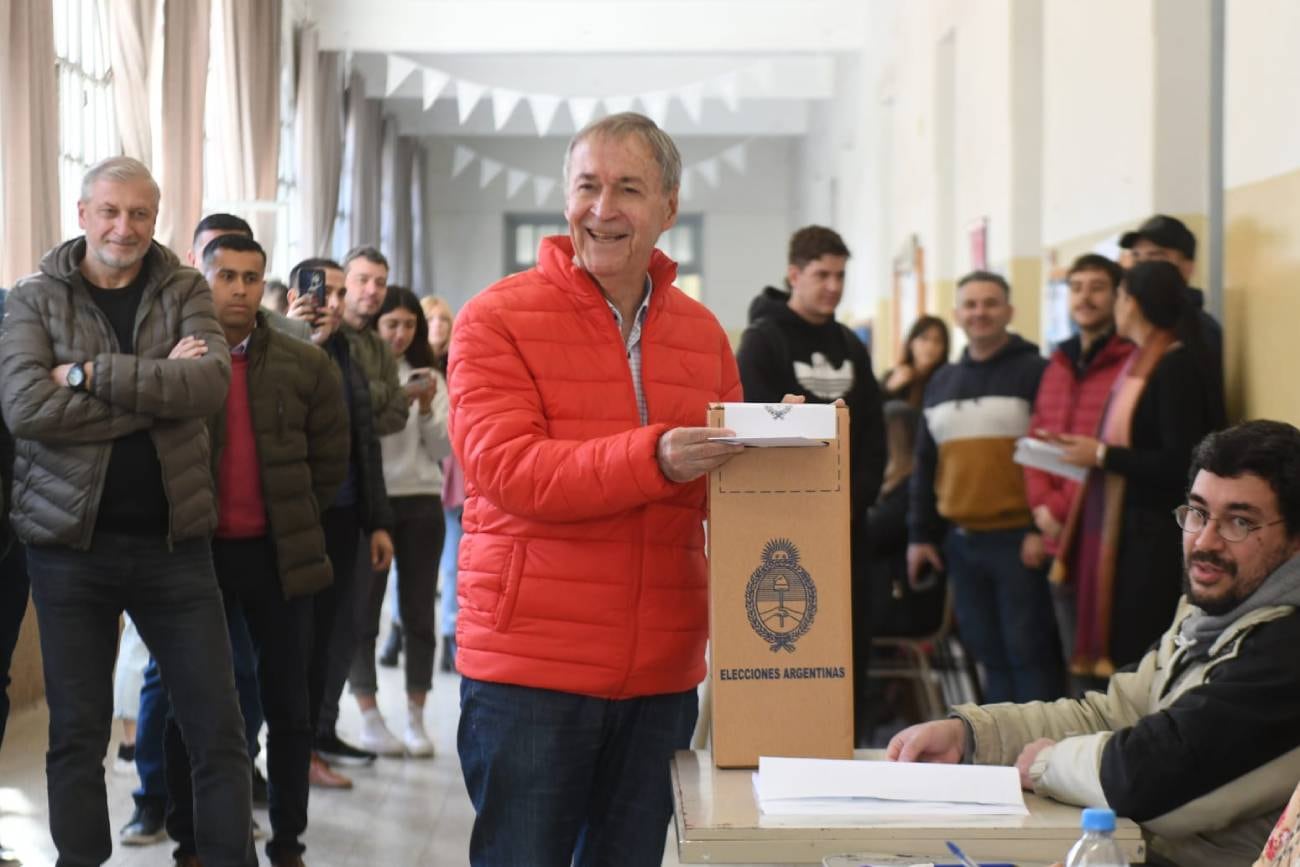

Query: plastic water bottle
1065;807;1128;866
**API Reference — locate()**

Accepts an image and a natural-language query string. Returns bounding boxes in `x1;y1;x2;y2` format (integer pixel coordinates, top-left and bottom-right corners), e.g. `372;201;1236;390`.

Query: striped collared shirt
604;276;654;425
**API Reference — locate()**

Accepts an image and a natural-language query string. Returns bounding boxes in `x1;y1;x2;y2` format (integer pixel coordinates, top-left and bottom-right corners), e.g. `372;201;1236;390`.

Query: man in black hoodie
737;225;885;746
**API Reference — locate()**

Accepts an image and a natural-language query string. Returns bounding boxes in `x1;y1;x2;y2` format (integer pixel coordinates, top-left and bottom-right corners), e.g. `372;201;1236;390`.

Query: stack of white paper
1012;436;1089;483
753;756;1029;818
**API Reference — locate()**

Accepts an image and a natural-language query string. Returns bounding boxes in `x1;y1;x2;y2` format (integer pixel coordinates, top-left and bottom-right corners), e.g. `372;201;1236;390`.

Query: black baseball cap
1119;214;1197;260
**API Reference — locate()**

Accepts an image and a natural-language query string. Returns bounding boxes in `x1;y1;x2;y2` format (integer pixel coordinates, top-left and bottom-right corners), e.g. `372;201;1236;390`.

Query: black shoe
252;766;269;807
378;621;402;668
120;801;167;846
315;732;376;766
116;742;135;763
439;635;457;673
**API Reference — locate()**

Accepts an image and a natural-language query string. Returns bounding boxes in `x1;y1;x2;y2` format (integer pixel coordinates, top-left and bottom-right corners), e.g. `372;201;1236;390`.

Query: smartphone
296;267;328;308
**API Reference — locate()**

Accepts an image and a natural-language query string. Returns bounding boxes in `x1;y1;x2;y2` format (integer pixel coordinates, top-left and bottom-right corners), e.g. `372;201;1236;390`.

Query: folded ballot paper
707;402;835;447
753;756;1029;818
1012;436;1088;483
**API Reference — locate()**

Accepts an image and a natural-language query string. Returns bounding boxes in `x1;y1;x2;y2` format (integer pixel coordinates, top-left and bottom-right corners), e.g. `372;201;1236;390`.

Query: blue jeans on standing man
27;534;255;867
458;676;697;867
439;504;463;642
943;526;1064;704
133;606;265;809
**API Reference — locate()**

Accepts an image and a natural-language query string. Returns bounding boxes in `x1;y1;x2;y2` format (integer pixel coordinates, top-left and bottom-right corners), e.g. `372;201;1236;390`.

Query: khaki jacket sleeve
306;350;350;511
370;340;409;436
0;283;153;443
92;273;232;419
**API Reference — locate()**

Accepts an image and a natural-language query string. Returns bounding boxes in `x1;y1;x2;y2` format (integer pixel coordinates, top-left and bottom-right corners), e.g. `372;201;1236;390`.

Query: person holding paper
1047;261;1223;677
1024;254;1134;673
447;112;743;867
907;271;1063;704
890;420;1300;867
737;224;886;746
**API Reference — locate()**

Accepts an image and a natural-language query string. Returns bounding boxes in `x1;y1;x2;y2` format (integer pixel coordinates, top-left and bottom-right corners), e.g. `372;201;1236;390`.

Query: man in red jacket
1027;253;1134;665
448;113;743;867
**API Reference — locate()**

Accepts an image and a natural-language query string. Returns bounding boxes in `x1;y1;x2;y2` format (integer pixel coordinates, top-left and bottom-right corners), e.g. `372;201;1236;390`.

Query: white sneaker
357;708;404;757
404;708;435;758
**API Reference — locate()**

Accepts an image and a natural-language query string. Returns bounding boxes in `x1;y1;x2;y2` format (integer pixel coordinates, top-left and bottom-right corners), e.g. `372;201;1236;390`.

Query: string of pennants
449;140;752;205
384;55;776;134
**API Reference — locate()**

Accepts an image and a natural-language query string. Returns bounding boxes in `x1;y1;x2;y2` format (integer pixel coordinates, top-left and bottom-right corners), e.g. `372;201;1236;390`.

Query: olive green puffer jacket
209;316;350;598
0;239;231;549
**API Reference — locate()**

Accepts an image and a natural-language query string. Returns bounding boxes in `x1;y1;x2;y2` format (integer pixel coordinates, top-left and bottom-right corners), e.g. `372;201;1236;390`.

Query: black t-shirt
83;268;169;536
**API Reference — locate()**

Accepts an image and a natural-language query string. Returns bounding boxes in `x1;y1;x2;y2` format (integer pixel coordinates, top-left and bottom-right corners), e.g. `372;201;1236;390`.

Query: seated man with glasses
888;419;1300;867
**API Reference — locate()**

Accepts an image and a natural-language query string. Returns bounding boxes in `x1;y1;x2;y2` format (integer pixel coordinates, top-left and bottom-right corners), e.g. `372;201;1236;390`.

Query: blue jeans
134;606;265;805
439;505;463;638
27;534;255;867
944;527;1064;704
458;677;697;867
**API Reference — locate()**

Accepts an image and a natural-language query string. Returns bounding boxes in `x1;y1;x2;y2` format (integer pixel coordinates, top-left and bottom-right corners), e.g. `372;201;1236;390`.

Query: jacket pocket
493;539;527;633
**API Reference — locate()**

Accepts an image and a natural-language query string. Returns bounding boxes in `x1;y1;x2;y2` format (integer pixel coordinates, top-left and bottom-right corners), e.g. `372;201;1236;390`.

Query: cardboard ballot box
706;403;854;769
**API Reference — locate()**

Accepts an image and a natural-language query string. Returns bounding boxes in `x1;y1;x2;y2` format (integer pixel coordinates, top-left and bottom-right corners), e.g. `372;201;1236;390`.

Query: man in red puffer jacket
1027;253;1134;664
448;113;743;867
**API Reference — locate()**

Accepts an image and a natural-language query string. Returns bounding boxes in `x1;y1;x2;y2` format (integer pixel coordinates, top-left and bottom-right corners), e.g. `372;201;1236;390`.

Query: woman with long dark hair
880;315;950;406
1051;260;1223;676
348;287;450;757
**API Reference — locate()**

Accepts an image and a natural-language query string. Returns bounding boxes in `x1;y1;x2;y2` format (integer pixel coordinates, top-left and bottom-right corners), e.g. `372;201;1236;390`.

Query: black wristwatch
67;362;88;392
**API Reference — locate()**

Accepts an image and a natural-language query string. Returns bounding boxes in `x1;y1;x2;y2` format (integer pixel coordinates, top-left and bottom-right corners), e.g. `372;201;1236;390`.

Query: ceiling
302;0;871;139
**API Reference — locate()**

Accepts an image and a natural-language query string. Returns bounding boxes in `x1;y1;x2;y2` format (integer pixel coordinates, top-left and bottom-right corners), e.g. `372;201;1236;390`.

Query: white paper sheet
1012;436;1089;483
753;757;1028;818
707;436;829;448
717;403;838;441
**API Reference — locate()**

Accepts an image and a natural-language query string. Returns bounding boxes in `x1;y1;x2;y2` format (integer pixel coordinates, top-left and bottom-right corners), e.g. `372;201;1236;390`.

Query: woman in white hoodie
348;287;450;757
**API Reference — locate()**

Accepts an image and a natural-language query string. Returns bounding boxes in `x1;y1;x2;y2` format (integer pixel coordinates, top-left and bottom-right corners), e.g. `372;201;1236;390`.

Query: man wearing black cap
1119;214;1224;377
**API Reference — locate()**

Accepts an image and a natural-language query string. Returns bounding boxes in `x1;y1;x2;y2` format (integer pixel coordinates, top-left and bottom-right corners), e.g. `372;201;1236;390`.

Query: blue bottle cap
1081;807;1116;832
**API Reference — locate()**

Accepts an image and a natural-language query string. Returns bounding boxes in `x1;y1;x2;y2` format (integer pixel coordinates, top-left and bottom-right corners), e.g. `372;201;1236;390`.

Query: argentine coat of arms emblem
745;538;817;652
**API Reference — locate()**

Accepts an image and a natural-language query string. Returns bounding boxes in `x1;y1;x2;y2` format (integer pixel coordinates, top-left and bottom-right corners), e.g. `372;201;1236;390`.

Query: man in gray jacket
0;157;255;867
889;420;1300;867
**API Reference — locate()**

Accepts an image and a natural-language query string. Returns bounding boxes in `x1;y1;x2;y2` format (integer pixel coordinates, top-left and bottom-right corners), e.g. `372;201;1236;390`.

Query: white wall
419;135;797;331
1041;0;1156;244
1225;0;1300;187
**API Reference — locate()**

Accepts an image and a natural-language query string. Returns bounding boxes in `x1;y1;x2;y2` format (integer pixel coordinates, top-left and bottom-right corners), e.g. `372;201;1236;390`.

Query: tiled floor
0;634;691;867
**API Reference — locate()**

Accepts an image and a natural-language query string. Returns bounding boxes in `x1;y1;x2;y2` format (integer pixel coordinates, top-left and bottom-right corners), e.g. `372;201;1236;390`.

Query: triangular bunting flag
695;157;720;188
422;68;450;111
526;94;563;136
386;55;418;97
456;80;487;124
603;95;634;115
640;91;671;127
491;88;523;131
715;71;741;113
506;168;530;198
677;82;704;124
721;142;748;174
533;176;557;206
451;145;476;178
479;157;503;188
568;97;599;131
679;167;695;202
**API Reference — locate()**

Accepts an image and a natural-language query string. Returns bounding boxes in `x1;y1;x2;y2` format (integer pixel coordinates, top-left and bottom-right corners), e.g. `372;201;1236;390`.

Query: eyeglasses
1173;504;1286;543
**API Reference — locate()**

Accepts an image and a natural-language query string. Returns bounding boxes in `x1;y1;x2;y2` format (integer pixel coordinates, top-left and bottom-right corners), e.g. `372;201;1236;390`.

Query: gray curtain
0;0;60;284
411;142;434;293
344;69;383;252
380;120;414;285
294;26;343;258
109;0;158;165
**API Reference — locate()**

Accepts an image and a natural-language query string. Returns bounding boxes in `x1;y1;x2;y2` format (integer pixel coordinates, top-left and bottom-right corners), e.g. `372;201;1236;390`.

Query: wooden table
671;750;1146;866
